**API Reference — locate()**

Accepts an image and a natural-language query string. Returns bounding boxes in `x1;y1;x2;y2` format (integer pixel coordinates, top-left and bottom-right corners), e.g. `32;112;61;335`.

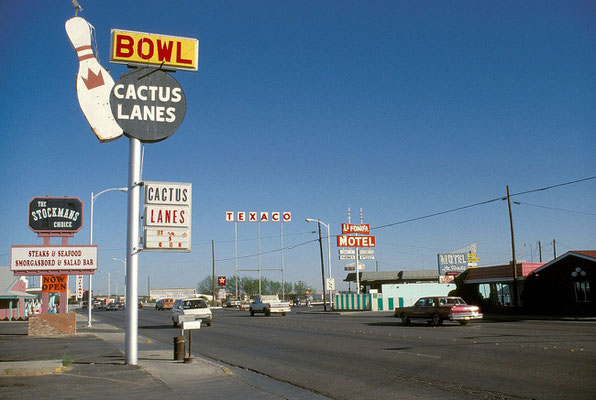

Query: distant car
226;298;241;307
155;299;164;310
172;298;212;327
159;298;175;310
249;295;291;317
395;296;483;326
106;302;119;311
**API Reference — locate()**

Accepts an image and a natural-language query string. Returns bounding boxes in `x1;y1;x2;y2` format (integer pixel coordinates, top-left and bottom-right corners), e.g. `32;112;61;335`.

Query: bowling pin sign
65;17;123;142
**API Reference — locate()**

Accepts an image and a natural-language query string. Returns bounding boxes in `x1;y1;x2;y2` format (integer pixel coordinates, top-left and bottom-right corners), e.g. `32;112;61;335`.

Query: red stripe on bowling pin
75;45;95;61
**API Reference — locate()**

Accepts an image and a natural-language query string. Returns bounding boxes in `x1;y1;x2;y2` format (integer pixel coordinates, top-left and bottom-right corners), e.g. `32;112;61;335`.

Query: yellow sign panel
111;29;198;71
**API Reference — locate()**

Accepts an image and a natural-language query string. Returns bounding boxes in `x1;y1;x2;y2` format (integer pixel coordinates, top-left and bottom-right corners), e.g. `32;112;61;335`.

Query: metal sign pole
258;222;261;296
125;137;141;365
235;222;238;300
281;222;285;300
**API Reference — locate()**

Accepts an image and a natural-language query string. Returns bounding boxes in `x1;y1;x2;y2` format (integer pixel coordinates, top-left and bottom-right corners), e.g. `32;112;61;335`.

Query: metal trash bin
173;335;186;361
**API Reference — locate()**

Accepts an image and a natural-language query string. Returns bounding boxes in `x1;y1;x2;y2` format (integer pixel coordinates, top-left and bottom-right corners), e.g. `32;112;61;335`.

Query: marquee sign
110;68;186;143
143;181;192;252
336;235;376;247
437;253;469;275
10;245;98;275
111;29;199;72
341;223;370;234
42;275;68;293
225;211;292;222
29;197;83;234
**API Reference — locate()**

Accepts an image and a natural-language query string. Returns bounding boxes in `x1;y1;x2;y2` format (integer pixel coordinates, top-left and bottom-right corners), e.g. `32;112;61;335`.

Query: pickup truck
395;296;483;326
249;295;291;316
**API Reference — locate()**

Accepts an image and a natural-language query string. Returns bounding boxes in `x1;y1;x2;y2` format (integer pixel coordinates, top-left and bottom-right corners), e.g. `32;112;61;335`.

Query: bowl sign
110;67;186;143
29;197;83;234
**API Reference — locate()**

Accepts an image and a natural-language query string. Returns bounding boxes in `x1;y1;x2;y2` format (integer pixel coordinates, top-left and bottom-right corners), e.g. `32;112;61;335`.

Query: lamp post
88;187;128;327
306;218;332;310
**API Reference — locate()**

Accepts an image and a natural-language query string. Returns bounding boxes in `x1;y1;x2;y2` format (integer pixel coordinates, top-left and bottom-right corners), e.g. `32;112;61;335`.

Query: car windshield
182;300;207;309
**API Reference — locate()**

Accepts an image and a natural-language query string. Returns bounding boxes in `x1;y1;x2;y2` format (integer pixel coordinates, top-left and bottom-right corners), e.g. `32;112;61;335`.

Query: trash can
173;335;186;361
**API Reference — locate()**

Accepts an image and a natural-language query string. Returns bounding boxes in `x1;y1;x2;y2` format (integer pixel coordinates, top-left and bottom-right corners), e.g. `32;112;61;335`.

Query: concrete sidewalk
0;315;328;400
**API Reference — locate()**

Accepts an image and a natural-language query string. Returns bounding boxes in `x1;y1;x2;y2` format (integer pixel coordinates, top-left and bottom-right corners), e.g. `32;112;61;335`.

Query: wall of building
150;288;197;300
381;283;456;307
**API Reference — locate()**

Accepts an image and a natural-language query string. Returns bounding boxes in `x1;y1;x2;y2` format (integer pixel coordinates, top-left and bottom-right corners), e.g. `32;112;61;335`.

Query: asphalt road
91;307;596;400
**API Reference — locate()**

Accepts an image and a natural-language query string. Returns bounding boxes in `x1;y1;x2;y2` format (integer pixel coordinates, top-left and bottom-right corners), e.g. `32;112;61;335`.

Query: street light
88;187;127;327
306;218;332;310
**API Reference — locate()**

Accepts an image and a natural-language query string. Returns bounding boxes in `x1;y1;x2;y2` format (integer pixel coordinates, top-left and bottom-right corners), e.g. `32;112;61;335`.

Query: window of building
573;281;590;303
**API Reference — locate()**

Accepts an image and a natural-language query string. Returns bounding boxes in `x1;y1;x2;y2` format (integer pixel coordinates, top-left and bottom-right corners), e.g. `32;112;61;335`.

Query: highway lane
90;307;596;400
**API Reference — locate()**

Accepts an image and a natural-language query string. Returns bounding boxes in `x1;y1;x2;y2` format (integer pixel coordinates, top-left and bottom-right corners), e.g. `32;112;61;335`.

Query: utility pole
538;241;542;263
553;239;557;259
506;185;519;307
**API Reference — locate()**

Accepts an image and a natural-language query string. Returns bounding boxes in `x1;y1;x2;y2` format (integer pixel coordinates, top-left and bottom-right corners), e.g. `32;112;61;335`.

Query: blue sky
1;1;595;295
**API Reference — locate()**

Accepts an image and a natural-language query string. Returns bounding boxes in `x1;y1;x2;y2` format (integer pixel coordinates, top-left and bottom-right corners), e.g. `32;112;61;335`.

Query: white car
249;295;291;316
172;298;212;327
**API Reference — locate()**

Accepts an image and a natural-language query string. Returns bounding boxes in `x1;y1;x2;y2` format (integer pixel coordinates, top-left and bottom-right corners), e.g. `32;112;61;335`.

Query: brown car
395;296;483;326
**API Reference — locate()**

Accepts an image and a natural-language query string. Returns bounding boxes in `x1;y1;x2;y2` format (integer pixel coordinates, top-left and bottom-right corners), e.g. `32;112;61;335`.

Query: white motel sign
336;235;376;247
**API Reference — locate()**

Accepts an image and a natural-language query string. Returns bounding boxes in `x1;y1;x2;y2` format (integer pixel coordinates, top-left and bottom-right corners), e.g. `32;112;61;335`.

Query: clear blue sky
1;1;595;295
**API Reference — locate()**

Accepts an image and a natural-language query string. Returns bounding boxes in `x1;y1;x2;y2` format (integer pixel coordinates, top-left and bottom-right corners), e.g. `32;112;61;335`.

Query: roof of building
0;267;36;299
531;250;596;275
344;270;439;283
463;262;544;284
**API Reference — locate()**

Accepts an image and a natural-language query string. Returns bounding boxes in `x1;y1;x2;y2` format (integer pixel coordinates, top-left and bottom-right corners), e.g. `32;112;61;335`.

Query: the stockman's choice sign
42;275;68;293
143;181;192;252
110;67;186;143
29;197;83;233
110;29;198;72
10;245;98;274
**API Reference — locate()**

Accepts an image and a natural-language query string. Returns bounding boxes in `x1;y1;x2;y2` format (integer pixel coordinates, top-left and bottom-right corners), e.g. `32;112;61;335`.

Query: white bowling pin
65;17;122;142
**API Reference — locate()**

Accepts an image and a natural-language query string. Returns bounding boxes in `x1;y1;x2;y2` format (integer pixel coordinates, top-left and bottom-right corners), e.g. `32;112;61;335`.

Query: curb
0;360;70;376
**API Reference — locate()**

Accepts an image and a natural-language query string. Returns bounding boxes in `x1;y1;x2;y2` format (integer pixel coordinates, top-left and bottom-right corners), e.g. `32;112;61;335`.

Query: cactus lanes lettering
146;205;189;227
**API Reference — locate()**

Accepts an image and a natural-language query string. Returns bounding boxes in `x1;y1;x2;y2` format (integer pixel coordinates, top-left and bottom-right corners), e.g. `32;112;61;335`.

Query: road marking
384;350;441;359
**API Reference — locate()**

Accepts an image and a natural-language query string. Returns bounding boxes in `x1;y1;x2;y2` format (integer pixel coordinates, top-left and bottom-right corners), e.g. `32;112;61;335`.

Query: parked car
172;298;212;327
395;296;483;326
249;295;291;316
155;299;164;310
106;302;119;311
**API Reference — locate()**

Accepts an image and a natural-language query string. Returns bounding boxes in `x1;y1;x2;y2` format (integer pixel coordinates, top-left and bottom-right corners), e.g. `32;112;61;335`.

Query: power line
513;201;596;216
371;175;596;231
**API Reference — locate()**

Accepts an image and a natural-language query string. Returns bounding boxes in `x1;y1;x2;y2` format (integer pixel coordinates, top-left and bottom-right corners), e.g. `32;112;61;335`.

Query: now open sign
42;275;67;292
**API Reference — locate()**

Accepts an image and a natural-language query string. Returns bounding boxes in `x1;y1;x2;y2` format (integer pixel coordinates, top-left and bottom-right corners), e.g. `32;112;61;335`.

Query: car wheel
207;322;212;327
172;318;177;327
431;313;442;326
458;320;469;326
264;308;271;316
401;313;410;326
250;309;255;316
281;312;286;316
